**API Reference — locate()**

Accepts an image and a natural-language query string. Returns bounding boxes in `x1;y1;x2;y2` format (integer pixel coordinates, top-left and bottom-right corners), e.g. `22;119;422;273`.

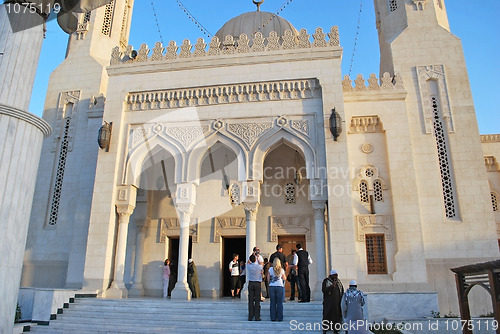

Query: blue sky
29;0;499;134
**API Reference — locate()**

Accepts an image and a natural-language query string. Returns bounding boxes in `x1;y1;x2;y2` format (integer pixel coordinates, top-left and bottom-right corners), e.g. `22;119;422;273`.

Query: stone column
104;185;137;298
240;181;260;299
171;183;196;300
312;200;327;300
129;219;149;297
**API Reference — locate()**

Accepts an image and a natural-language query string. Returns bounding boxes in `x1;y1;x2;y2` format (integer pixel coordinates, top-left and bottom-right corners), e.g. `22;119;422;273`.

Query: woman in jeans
267;258;286;321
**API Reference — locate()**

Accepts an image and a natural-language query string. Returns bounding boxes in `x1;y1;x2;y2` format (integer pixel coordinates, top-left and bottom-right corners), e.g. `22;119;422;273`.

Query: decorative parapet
355;214;393;241
160;217;199;243
349;115;384;134
110;26;340;65
481;134;500;143
342;72;404;92
270;215;312;242
125;79;320;111
485;156;499;172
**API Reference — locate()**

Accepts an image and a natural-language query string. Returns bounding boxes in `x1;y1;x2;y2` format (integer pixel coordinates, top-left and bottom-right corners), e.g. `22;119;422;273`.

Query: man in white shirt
229;253;240;298
293;244;313;302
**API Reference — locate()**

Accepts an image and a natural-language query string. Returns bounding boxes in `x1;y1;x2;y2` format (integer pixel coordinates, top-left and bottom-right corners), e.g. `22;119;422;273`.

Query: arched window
492;192;498;212
374;180;383;202
359;181;369;203
230;183;240;206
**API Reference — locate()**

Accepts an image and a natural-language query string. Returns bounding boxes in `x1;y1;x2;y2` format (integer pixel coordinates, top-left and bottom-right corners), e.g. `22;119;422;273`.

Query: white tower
23;0;135;289
373;0;498;313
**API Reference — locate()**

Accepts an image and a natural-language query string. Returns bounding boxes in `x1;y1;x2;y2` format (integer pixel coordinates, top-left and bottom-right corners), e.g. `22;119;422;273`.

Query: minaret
23;0;135;289
373;0;497;311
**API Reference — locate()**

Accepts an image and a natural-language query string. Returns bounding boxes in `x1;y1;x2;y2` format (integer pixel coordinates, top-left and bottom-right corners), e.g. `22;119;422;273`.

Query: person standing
322;269;344;334
262;257;270;298
286;249;300;301
187;259;200;298
162;259;171;298
267;258;286;321
269;244;288;272
238;260;246;298
341;280;371;334
246;254;263;321
229;253;240;299
294;243;313;302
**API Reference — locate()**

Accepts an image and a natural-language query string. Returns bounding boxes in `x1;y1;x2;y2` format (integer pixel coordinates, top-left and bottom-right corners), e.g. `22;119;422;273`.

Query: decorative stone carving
164;125;209;150
213;217;246;243
237;34;250;53
367;73;380;90
354;74;367;91
208;36;221;56
160;217;199;243
193;38;206;57
227;122;273;149
342;73;404;92
179;39;192;58
165;41;178;59
416;65;454;134
380;72;393;89
361;143;374;154
485;156;499;172
356;214;393;241
298;28;311;48
270;215;312;242
222;35;236;54
312;27;327;47
51;90;81;153
412;0;427;11
151;42;164;61
282;30;296;50
267;31;280;51
342;75;353;92
328;26;340;46
276;116;287;127
126;79;320;111
251;32;265;52
291;120;310;137
136;44;149;62
481;134;500;143
110;46;121;65
350;116;384;133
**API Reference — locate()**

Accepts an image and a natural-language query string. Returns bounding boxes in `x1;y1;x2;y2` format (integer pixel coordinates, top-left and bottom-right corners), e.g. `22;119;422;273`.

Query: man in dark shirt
269;244;288;271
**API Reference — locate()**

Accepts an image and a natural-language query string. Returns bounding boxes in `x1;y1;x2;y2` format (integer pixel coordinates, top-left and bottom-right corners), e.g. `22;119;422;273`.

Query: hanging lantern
294;170;302;185
329;108;342;141
97;121;112;151
293;150;303;185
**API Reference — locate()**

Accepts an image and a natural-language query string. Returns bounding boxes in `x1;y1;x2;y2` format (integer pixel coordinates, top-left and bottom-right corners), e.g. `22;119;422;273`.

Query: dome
215;11;298;41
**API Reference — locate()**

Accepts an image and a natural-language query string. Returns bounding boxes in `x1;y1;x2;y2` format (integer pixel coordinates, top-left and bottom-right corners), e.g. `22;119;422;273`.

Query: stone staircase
27;297;325;333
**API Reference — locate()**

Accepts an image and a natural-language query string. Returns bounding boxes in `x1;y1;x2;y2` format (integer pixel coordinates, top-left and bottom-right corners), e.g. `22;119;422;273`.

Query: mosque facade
21;0;499;317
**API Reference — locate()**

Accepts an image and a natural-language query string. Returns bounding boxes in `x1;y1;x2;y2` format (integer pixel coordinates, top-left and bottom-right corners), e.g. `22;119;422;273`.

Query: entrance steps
28;297;325;333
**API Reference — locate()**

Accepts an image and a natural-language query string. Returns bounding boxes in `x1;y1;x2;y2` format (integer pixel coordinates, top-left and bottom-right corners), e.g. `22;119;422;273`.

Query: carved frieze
356;214;393;241
160;217;198;243
342;73;404;92
126;79;320;111
291;120;310;137
214;217;246;243
165;125;210;150
270;215;312;242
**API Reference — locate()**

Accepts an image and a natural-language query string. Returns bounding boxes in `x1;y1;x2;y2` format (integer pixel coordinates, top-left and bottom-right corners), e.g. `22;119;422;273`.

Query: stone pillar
0;7;49;333
129;219;149;297
241;181;260;298
104;185;137;298
312;200;327;301
171;183;196;300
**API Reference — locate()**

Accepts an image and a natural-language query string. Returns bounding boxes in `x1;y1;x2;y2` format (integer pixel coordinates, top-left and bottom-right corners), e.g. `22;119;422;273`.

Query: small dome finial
253;0;264;11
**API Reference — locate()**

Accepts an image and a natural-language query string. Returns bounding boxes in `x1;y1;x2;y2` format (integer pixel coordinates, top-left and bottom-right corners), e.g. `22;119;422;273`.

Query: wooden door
278;235;306;298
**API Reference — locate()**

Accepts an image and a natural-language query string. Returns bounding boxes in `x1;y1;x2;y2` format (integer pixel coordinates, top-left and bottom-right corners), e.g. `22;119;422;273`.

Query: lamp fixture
329;108;342;141
293;150;302;185
97;121;112;151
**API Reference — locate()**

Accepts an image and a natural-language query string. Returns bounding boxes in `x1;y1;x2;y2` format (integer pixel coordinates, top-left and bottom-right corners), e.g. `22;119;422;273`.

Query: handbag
286;272;292;282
